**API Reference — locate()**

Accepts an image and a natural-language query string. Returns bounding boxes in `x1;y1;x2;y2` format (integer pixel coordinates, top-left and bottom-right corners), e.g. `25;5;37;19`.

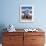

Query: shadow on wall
0;24;6;43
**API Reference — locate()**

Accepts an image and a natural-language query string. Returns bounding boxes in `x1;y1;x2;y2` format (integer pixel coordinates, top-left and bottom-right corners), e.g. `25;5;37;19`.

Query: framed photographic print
20;5;34;22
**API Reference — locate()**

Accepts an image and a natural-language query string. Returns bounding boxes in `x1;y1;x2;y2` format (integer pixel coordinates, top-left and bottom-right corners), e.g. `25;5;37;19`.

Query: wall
0;0;46;29
0;0;45;29
0;0;46;43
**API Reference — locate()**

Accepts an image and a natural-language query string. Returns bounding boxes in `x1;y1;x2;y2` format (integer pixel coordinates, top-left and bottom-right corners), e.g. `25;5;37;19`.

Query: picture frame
20;5;34;22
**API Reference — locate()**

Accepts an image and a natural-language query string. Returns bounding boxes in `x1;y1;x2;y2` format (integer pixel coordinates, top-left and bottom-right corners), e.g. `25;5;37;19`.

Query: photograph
0;0;45;46
20;5;34;22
